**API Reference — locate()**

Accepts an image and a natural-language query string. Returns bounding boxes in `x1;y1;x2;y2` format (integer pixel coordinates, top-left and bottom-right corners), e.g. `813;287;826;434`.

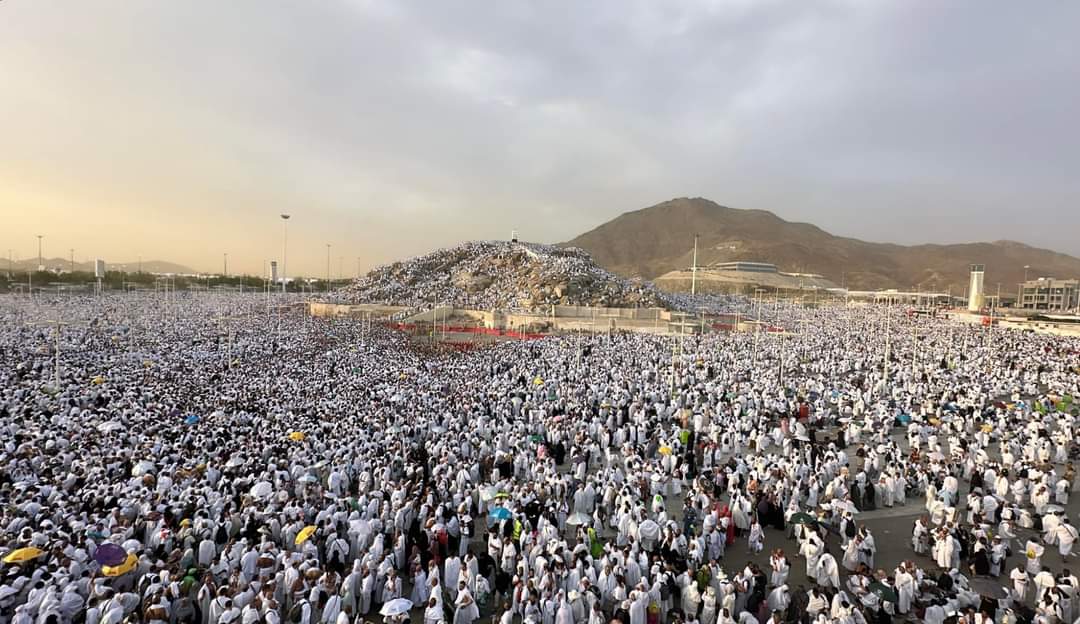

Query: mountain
6;257;196;274
564;197;1080;293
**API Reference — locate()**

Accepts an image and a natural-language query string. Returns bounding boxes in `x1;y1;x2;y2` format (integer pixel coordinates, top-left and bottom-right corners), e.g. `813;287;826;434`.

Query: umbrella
249;481;273;499
102;553;138;577
658;446;673;456
493;492;511;500
789;512;818;526
289;431;306;442
184;414;200;425
380;599;414;617
3;547;44;564
1047;505;1065;513
479;486;499;502
867;581;898;604
488;507;513;521
533;377;544;386
93;543;127;567
566;512;592;526
638;519;660;541
295;525;317;545
131;461;156;477
92;376;104;385
529;434;544;443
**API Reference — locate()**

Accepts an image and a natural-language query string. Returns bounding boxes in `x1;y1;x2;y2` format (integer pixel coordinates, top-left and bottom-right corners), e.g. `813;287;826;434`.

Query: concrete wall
402;306;455;324
551;305;668;320
308;302;410;318
309;302;679;335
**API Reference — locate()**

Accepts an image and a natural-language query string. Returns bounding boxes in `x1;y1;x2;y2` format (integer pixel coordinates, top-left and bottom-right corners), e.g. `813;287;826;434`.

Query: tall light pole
224;253;228;278
69;249;74;274
357;257;362;279
28;318;77;389
36;235;43;270
326;244;331;293
280;214;291;294
690;234;699;296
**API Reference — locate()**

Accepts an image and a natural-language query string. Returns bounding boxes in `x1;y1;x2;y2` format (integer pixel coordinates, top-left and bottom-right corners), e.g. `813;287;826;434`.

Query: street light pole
691;234;698;296
326;244;331;293
280;214;291;294
883;301;891;397
36;235;43;270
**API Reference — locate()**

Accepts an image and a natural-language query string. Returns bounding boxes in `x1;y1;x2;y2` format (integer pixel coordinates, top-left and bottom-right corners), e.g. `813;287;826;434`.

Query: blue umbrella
184;414;200;425
488;507;512;521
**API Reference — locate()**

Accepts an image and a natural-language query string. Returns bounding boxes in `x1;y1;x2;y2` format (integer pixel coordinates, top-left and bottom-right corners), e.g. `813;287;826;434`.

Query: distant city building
711;261;778;274
1019;277;1079;311
967;264;985;312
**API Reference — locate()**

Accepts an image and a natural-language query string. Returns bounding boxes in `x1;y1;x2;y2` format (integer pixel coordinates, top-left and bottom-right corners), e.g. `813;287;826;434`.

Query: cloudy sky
2;0;1078;275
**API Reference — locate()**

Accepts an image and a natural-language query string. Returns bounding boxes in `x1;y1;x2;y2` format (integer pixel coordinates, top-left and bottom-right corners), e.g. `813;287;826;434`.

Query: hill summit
339;240;668;309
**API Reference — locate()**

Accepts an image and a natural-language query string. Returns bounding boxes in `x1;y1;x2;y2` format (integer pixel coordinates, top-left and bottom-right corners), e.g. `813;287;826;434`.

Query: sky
2;0;1078;276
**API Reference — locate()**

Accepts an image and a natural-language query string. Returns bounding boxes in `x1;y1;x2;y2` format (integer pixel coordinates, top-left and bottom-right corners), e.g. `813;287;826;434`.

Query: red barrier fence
389;323;546;340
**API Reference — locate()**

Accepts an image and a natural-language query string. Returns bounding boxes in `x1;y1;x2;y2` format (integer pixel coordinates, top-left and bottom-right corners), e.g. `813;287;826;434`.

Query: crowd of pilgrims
0;292;1078;624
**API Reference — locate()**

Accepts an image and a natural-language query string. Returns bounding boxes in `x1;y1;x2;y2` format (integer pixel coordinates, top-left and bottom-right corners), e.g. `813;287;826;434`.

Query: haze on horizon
2;1;1078;276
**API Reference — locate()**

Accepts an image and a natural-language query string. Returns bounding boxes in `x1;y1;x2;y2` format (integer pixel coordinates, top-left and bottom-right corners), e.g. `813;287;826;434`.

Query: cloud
0;0;1077;273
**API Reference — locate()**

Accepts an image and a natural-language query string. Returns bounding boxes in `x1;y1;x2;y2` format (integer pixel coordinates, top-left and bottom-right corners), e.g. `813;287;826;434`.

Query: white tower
967;264;985;312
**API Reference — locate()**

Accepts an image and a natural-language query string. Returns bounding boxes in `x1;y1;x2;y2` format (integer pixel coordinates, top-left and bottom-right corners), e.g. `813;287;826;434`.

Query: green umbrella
867;581;898;604
789;512;817;526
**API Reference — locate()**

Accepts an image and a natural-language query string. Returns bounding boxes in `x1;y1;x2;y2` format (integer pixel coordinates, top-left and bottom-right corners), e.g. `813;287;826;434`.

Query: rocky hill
565;198;1080;292
338;241;668;309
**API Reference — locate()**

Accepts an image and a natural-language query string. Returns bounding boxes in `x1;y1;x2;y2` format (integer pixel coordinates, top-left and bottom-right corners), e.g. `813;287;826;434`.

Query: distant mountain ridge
564;197;1080;292
6;257;196;274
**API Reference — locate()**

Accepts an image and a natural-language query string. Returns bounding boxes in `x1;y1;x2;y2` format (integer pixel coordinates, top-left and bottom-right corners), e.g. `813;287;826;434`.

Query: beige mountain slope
564;197;1080;293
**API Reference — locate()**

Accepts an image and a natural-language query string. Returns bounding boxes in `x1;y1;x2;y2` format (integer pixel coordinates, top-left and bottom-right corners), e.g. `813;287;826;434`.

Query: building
967;264;985;312
1019;278;1080;311
710;261;778;274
